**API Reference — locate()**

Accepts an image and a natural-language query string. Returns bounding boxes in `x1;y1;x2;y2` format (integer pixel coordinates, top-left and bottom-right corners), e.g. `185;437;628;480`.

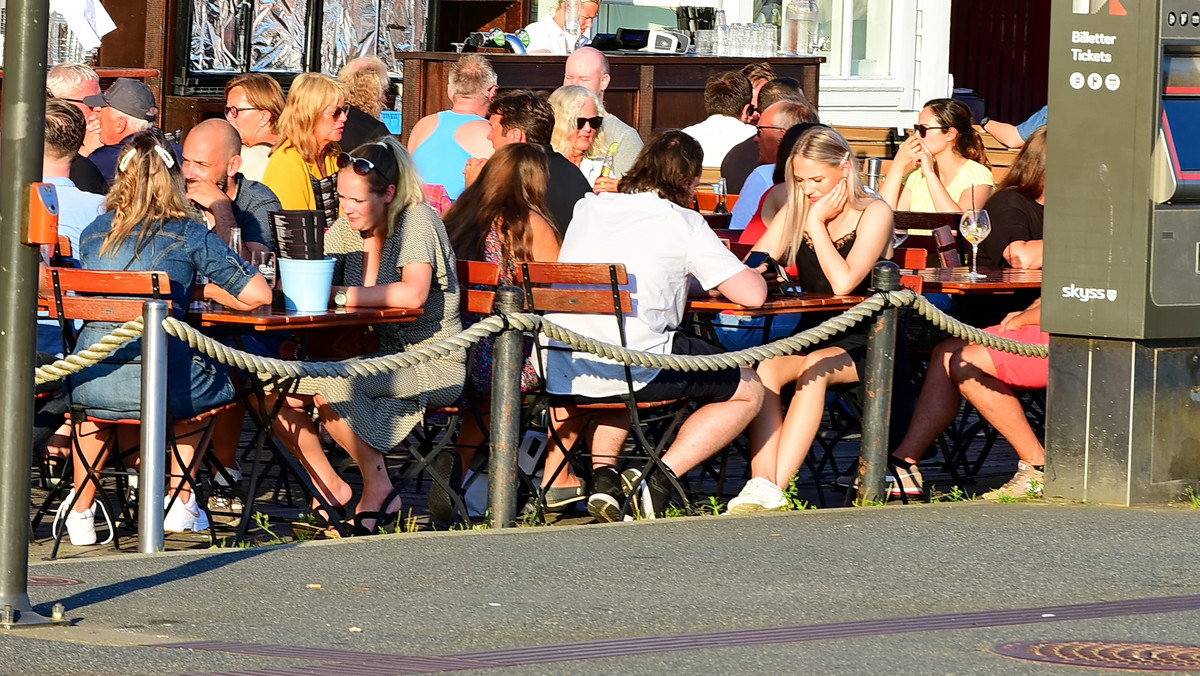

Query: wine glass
960;209;992;280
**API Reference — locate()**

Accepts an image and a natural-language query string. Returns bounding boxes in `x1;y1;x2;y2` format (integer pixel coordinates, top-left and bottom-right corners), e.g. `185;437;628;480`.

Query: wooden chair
33;268;226;557
893;212;962;268
695;191;740;212
832;125;901;159
516;262;692;519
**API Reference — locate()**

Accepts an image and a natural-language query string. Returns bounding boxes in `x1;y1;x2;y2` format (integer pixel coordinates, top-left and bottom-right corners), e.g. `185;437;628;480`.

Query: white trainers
981;462;1044;500
163;492;210;533
52;489;114;546
726;477;788;514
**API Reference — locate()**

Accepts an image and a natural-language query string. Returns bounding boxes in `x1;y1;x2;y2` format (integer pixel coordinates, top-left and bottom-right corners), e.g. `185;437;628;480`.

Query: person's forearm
347;281;428;309
984;120;1025;149
922;169;964;213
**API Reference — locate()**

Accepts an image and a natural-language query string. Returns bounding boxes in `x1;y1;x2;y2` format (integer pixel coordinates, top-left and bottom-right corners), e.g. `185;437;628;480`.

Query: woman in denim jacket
58;131;272;546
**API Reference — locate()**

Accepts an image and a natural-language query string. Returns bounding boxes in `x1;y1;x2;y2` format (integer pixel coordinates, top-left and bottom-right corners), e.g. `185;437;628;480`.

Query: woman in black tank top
728;127;895;514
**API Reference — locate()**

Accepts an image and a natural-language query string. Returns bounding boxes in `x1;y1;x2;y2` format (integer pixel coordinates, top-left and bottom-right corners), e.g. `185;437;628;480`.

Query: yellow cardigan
262;140;341;211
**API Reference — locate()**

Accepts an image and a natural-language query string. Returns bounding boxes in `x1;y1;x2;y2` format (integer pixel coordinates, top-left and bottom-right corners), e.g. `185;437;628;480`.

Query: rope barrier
31;289;1047;385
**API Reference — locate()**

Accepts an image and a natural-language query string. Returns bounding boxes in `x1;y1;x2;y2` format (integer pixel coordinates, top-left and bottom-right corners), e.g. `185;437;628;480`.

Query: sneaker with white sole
51;489;114;546
726;477;787;514
163;493;210;533
587;467;623;522
619;467;670;518
981;462;1044;500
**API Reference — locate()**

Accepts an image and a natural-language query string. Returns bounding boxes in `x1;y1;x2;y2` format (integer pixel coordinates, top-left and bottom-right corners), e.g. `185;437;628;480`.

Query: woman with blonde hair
337;56;391;151
881;97;994;213
727;126;893;514
56;130;272;546
269;137;465;535
262;72;347;228
223;73;285;181
548;85;610;189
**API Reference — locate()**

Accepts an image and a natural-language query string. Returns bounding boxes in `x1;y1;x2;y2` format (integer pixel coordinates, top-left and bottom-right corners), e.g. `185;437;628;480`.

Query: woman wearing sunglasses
262;73;348;229
880;98;994;213
549;85;615;192
268;138;465;535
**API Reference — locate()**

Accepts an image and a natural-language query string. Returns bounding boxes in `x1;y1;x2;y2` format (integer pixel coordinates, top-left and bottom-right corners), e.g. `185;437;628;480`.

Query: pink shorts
981;323;1049;390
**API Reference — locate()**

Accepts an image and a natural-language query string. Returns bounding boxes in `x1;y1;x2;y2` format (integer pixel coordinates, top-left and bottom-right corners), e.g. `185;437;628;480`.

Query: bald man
181;118;280;260
563;46;642;177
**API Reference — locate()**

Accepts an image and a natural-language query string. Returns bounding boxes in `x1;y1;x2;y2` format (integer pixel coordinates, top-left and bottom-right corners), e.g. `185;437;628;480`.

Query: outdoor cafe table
687;293;867;316
189;304;423;539
906;267;1042;295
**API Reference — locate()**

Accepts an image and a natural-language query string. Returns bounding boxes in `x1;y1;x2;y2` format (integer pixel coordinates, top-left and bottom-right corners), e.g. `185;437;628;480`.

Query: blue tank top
411;111;481;199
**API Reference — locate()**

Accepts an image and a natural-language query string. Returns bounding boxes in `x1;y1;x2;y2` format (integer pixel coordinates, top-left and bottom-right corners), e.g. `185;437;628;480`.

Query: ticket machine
1045;0;1200;503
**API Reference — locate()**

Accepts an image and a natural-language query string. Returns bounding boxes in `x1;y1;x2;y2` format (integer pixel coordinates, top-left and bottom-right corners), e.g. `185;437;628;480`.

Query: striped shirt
903;159;994;212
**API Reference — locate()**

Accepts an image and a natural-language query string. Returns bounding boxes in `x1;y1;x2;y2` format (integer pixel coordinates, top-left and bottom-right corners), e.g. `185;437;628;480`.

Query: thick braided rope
34;318;145;385
905;291;1049;358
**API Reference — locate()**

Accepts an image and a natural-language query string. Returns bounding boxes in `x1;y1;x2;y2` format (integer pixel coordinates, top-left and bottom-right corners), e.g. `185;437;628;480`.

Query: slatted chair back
456;259;501;315
514;262;632;318
933;225;962;267
833;125;900;159
42;268;170;324
893;212;962;268
894;248;930;270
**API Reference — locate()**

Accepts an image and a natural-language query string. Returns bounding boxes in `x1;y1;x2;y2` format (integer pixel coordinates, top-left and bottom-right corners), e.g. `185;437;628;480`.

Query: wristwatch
333;287;348;308
979;116;991;129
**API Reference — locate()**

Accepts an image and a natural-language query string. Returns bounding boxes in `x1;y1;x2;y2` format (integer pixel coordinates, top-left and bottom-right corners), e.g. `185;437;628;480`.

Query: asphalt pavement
4;500;1200;675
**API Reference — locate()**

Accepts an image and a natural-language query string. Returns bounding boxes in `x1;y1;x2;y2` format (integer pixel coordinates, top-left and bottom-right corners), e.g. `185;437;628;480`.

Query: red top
736;186;798;277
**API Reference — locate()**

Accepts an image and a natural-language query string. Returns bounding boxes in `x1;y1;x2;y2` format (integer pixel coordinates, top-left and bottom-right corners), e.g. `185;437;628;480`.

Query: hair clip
153;145;175;169
840;151;850;164
117;149;136;173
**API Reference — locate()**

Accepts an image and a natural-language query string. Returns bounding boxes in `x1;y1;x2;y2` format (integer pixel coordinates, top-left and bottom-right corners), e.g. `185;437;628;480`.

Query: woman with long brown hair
976;126;1046;268
56;130;272;546
881;98;994;213
438;143;560;519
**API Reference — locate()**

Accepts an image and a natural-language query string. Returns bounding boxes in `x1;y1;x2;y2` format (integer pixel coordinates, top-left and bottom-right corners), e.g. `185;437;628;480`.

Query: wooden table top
688;293;866;316
192;305;423;331
907;267;1042;294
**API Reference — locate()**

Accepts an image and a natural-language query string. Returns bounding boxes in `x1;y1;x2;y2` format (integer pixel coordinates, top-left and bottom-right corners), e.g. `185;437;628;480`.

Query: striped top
903;159;994;213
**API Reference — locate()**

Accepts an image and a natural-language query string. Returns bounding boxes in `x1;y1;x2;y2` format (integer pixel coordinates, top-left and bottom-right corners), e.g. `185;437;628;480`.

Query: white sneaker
163;493;210;533
726;477;788;514
52;489;114;546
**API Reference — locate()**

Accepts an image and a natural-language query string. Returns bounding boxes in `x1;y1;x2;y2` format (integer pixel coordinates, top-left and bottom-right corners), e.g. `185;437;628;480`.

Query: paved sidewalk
5;501;1200;675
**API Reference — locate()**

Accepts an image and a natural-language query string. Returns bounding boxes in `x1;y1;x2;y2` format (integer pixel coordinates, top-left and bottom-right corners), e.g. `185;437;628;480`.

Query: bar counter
400;52;823;143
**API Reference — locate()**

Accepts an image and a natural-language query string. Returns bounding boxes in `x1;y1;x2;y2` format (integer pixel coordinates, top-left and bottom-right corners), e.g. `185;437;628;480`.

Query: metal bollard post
856;261;900;505
139;301;169;553
488;286;525;528
0;0;52;628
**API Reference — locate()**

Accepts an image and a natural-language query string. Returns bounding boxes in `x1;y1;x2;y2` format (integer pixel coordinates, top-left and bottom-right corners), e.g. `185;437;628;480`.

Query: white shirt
524;16;570;54
730;165;774;231
542;192;747;398
681;115;756;168
240;144;271;183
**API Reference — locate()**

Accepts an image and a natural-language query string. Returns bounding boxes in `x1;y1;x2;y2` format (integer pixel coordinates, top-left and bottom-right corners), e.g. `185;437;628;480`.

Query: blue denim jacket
72;213;256;420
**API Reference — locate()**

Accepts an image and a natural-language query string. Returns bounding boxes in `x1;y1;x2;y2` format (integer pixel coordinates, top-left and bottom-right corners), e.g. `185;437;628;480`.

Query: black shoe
620;467;670;518
587;466;624;522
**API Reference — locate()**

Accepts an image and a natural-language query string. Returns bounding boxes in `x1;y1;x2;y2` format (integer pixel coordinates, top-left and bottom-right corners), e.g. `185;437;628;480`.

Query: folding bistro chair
517;262;693;519
33;268;230;556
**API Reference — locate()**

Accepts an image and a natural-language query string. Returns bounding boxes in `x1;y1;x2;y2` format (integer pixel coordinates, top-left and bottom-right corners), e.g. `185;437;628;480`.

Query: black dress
340;106;392;152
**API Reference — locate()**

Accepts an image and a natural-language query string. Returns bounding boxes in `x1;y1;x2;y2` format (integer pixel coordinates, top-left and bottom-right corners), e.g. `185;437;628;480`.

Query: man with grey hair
728;100;820;231
47;62;107;193
84;77;182;184
409;53;496;199
563;46;641;177
337;56;391;150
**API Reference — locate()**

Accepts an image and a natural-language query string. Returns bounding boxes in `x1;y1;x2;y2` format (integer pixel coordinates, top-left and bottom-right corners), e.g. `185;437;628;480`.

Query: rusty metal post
488;286;525;528
855;261;900;505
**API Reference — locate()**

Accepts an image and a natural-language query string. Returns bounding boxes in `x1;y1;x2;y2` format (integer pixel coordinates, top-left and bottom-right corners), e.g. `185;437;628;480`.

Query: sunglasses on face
913;123;950;138
337;152;375;175
325;104;351;119
575;115;604;130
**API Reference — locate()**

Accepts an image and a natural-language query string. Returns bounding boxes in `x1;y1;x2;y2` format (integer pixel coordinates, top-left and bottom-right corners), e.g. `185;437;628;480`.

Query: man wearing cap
84;77;182;183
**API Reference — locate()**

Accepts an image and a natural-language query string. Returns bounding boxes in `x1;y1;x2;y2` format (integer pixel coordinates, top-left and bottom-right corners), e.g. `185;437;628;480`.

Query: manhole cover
27;575;83;587
993;641;1200;671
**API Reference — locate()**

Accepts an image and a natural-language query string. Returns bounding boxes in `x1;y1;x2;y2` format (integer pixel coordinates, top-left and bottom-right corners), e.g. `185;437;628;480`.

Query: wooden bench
833;125;901;159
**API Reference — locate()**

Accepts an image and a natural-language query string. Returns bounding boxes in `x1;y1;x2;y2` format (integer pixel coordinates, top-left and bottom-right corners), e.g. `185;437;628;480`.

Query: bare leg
70;421;112;514
167;418;214;503
749;354;809;483
890;339;968;466
585;411;632;469
952;344;1045;466
663;367;763;475
543;406;586;489
454;401;489;471
266;392;353;510
771;349;858;487
314;394;399;531
210;403;245;472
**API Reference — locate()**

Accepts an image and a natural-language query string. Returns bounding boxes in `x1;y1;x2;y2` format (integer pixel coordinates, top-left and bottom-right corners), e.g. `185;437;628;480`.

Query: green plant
782;476;814;511
931;485;970;502
1185;486;1200;509
517;508;540;527
252;512;287;545
706;495;725;516
996;494;1018;504
1025;479;1043;500
662;504;685;518
852;497;886;507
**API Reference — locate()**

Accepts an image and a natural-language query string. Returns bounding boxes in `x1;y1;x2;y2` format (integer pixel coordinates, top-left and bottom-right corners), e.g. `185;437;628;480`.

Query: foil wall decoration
190;0;240;72
253;0;307;71
320;0;379;75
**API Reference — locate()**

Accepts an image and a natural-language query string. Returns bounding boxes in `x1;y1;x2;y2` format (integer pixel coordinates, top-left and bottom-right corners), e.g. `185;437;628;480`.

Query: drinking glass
696;29;715;54
959;209;992;280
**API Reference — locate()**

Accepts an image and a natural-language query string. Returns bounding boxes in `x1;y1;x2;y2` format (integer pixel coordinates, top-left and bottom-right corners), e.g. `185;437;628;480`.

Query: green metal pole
0;0;51;627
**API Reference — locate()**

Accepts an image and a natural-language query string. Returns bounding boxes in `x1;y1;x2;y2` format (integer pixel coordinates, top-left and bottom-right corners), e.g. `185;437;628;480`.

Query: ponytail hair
923;98;991;169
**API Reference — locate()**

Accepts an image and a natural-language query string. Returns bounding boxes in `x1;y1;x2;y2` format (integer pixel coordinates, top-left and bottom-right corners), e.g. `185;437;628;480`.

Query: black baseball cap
82;78;158;122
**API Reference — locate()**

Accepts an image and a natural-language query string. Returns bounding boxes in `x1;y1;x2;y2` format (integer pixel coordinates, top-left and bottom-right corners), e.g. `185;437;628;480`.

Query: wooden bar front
400;53;822;144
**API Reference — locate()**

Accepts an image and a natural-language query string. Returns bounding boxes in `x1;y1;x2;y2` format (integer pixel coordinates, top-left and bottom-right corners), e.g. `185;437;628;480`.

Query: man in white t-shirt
681;71;756;168
539;131;767;520
524;0;600;55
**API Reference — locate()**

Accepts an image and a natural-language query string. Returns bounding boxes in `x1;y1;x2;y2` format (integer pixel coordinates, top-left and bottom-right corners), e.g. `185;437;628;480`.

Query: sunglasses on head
337;152;375;175
913;123;950;138
575;115;604;130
